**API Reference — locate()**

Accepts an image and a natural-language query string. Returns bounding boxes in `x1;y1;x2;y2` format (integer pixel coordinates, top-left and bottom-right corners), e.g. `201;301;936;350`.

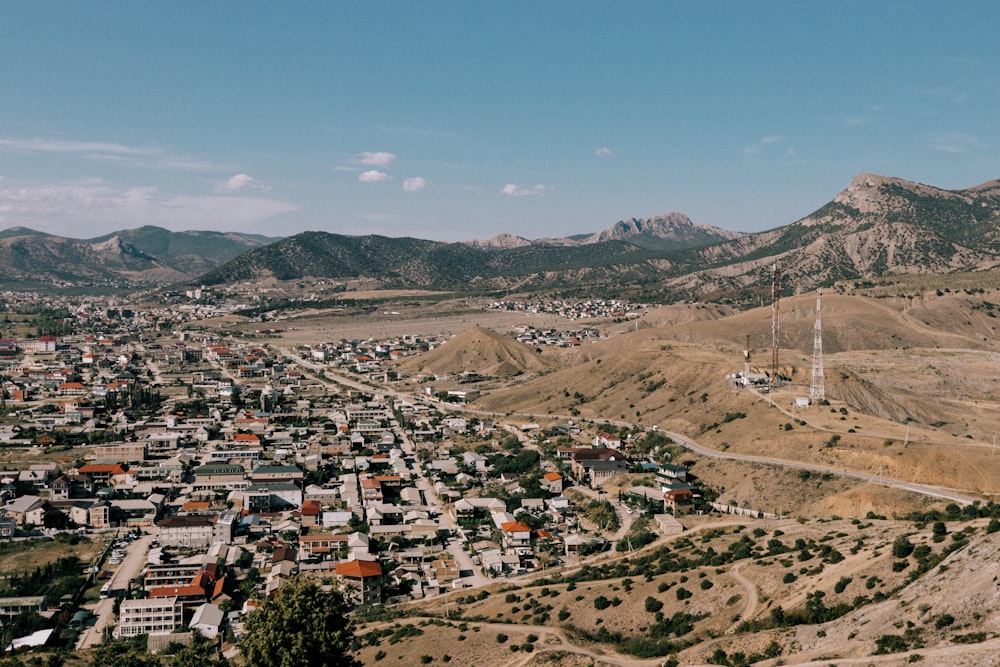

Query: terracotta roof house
335;559;383;605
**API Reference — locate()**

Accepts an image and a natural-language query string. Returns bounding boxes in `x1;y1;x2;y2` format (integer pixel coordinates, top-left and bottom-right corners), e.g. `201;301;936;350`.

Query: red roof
335;560;382;578
149;584;207;598
78;463;127;475
234;433;260;442
501;521;532;533
543;472;563;481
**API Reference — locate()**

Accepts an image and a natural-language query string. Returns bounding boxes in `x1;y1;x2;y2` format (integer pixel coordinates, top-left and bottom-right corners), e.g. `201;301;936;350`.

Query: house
657;463;689;483
500;521;532;549
662;483;696;512
335;559;382;605
2;495;45;524
592;431;622;450
77;463;132;488
570;449;629;487
541;471;563;494
189;602;224;638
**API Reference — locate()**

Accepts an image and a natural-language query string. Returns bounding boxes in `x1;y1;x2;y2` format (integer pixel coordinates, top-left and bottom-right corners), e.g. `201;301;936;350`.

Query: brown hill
398;325;557;379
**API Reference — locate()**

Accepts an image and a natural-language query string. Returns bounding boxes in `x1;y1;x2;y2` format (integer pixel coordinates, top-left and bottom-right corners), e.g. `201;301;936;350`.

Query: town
0;291;711;657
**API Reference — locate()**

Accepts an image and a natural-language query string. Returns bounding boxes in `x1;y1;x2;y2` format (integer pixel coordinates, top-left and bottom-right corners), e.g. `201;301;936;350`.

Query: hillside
397;325;557;379
5;173;1000;300
198;173;1000;305
0;225;276;286
352;283;1000;666
663;173;1000;301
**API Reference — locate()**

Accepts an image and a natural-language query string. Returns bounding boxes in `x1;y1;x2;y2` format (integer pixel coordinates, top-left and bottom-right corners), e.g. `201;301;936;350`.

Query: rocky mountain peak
466;233;533;249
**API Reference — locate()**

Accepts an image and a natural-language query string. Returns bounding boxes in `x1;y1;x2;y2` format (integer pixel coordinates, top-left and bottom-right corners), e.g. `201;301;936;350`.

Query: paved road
76;532;156;649
662;428;980;505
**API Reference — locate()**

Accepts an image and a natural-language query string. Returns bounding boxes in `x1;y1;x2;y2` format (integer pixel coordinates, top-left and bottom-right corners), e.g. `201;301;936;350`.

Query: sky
0;2;997;242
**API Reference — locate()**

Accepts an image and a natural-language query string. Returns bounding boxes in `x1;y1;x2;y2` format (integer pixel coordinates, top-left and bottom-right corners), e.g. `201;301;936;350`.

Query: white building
116;597;182;637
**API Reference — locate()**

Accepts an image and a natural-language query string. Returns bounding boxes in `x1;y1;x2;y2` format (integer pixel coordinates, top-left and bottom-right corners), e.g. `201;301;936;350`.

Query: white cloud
595;147;613;156
403;177;427;192
359;170;390;183
0;180;297;235
0;137;161;157
743;135;786;156
0;136;231;172
354;151;397;167
929;132;982;154
501;183;552;197
215;173;269;194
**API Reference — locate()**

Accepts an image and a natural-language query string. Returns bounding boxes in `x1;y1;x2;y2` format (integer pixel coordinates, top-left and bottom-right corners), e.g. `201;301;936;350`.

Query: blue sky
0;2;996;242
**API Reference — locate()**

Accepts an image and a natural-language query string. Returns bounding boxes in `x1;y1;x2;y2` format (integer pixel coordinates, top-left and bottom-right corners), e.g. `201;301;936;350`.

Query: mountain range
0;225;276;287
3;172;999;302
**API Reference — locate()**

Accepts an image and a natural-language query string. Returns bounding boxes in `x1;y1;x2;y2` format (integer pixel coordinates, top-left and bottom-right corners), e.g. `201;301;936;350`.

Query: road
76;532;156;649
662;428;980;506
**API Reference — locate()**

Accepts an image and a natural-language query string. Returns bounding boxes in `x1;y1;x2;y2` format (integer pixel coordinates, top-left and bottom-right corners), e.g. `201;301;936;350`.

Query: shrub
645;596;664;613
594;596;612;610
675;587;692;600
892;535;915;558
700;579;714;590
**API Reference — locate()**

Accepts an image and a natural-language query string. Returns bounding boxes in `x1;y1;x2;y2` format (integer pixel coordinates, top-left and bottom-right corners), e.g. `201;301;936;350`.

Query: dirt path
725;562;758;634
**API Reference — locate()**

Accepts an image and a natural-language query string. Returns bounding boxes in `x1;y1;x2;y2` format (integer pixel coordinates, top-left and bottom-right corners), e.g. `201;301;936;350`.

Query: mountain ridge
4;172;999;302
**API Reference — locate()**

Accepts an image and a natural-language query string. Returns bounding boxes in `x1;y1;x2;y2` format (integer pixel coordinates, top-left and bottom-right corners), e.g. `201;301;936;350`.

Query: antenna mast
770;263;781;386
743;334;751;380
810;289;825;403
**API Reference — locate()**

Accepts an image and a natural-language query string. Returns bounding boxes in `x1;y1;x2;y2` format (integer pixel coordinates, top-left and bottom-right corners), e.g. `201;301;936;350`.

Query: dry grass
0;534;104;577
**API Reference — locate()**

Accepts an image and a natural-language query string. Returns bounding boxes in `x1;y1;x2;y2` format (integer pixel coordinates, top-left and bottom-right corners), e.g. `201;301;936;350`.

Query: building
299;533;349;560
116;597;182;638
335;559;382;605
192;463;248;492
157;515;216;548
0;597;46;620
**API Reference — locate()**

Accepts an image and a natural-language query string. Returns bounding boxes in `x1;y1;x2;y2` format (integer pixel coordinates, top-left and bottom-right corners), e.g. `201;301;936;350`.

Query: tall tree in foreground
240;577;359;667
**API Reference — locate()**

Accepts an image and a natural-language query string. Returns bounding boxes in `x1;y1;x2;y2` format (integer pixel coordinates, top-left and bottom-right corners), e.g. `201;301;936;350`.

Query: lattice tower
770;264;780;385
810;289;825;402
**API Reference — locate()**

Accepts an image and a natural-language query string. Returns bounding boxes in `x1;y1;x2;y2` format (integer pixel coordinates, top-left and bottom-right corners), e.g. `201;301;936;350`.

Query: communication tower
810;290;825;402
743;334;751;380
770;263;781;385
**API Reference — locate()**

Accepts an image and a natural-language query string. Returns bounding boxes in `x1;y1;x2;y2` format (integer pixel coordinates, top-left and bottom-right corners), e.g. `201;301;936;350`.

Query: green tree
89;636;160;667
240;577;359;667
169;634;231;667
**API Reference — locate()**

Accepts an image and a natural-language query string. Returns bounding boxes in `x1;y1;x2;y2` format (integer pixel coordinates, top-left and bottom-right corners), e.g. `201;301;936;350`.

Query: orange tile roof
501;521;532;533
543;472;563;481
335;560;382;578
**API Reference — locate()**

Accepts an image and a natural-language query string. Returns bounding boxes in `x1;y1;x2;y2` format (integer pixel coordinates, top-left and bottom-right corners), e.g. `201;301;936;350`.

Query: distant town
0;289;718;655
